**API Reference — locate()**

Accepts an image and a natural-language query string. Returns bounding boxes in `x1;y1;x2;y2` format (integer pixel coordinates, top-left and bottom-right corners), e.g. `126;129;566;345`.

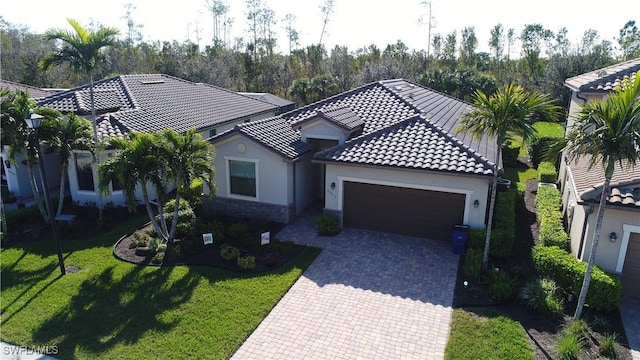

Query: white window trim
225;156;259;201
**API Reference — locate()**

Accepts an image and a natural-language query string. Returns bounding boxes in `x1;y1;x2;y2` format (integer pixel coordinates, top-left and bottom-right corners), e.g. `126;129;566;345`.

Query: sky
2;0;639;56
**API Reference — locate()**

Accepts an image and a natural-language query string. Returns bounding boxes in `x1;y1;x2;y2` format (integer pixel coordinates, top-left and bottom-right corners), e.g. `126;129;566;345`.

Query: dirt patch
453;158;632;359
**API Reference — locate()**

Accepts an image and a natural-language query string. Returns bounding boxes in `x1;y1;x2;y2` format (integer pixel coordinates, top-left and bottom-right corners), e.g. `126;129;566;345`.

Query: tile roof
37;74;279;139
564;57;640;93
291;105;364;132
315;115;494;175
213;79;496;176
568;156;640;209
0;80;57;100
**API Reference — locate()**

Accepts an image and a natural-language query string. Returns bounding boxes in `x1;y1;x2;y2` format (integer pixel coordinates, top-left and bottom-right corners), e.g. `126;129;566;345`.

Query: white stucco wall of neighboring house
213;134;291;207
67;150;158;207
297;120;348;144
1;147;62;199
323;163;491;229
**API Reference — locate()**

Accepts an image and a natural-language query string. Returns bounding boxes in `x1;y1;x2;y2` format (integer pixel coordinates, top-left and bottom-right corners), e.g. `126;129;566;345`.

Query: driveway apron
231;211;459;359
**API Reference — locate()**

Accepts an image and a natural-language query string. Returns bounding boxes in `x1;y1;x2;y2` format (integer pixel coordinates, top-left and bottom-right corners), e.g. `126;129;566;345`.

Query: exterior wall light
473;200;480;208
609;232;617;243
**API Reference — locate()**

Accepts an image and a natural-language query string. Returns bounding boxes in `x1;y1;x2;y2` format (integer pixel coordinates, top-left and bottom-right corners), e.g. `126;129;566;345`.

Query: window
107;153;122;191
209;129;217;138
229;159;256;197
75;153;95;191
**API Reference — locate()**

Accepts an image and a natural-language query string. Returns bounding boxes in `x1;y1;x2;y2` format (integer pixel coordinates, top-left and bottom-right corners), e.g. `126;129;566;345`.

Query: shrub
148;237;166;253
227;222;252;240
237;256;256;270
556;332;584;360
165;244;183;261
502;139;521;167
599;332;618;358
181;178;204;208
519;278;564;315
463;248;483;279
220;244;240;261
538;216;569;249
528;136;562;167
152;252;165;264
531;245;622;312
537;161;558;183
486;269;516;302
315;213;341;236
130;230;150;248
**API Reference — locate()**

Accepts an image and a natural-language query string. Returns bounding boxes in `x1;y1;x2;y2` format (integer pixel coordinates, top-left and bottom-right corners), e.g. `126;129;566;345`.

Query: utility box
452;225;469;254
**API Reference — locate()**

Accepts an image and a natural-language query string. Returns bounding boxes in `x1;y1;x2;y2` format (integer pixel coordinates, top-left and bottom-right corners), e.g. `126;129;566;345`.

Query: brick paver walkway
231;210;459;359
620;296;640;360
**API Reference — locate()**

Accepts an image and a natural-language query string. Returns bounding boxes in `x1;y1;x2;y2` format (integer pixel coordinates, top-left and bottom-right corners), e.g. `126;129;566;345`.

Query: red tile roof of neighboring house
564;57;640;93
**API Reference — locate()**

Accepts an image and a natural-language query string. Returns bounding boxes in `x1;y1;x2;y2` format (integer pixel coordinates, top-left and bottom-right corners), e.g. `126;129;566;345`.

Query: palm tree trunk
168;178;183;243
482;146;501;270
88;73;104;224
574;177;610;319
27;162;48;223
56;167;67;216
141;184;168;242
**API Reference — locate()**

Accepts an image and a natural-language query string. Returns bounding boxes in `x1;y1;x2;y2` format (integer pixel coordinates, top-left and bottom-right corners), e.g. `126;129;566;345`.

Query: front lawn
445;309;535;360
0;215;321;359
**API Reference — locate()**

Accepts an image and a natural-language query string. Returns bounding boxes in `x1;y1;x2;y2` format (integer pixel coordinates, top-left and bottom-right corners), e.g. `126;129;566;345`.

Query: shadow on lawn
31;264;200;358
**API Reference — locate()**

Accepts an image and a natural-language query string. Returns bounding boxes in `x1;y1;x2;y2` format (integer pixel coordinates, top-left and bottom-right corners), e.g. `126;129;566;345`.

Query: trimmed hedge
537;161;558;184
466;188;517;258
531;245;621;312
535;186;569;249
502;140;521;167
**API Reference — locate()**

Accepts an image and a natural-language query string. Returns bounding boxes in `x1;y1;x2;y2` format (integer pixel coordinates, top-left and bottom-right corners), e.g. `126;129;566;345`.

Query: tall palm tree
456;84;561;269
98;132;168;240
39;18;120;221
564;71;640;319
159;128;216;242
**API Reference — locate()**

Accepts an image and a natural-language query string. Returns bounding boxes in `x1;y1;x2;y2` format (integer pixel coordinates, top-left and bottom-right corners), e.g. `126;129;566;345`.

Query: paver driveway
231;211;460;359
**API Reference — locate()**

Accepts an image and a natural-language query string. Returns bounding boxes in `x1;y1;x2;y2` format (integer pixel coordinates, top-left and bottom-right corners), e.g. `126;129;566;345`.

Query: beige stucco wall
323;163;491;229
212;134;292;207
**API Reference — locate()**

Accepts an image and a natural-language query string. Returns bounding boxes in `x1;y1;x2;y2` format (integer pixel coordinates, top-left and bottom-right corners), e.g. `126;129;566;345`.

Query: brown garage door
343;181;465;240
622;233;640;299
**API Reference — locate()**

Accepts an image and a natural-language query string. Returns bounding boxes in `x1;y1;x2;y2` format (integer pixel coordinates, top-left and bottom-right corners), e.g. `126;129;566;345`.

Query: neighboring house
209;79;498;241
558;57;640;299
33;74;283;207
239;92;295;114
1;81;60;200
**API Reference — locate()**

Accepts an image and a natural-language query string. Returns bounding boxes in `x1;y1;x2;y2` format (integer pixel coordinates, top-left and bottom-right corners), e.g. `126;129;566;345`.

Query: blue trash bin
452;225;469;254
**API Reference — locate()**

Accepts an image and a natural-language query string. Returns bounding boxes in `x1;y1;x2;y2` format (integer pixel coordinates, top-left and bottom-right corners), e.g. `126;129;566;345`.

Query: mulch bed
452;158;633;360
113;221;305;273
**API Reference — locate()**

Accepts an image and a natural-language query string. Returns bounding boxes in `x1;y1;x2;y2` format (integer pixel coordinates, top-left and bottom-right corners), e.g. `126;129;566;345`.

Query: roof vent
140;80;165;85
596;70;608;78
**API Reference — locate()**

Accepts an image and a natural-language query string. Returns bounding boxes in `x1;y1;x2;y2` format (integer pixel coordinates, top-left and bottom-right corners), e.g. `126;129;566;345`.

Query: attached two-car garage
342;181;466;241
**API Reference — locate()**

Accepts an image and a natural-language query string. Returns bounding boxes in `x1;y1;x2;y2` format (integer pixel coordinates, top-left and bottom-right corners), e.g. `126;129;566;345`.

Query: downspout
577;204;594;260
292;159;297;222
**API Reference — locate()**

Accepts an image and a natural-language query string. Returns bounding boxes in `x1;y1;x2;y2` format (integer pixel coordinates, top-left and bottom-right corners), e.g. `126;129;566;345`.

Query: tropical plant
39;18;120;221
48;113;94;215
158;128;216;243
98;132;169;241
456;84;561;269
561;70;640;319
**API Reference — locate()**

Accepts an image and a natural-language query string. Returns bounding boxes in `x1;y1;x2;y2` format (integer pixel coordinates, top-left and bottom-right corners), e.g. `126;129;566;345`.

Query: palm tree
159;128;216;242
49;113;94;216
39;18;120;221
456;84;561;269
98;132;169;240
564;71;640;319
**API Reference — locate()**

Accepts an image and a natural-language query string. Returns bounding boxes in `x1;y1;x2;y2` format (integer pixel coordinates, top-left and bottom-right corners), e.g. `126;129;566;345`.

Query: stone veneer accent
203;197;296;224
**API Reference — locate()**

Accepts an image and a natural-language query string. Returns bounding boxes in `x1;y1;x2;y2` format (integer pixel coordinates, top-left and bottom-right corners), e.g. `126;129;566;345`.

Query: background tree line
1;1;639;113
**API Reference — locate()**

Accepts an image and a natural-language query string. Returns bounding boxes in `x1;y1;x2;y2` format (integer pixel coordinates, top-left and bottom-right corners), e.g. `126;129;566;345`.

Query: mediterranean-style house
558;57;640;298
207;79;499;241
4;74;288;207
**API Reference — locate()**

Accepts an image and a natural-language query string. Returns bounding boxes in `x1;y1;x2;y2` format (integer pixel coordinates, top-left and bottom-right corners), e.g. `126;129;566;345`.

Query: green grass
532;121;565;138
445;309;535;360
0;215;321;359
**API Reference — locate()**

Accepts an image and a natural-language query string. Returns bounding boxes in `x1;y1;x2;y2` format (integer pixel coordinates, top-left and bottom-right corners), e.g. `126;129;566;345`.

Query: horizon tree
456;84;561;269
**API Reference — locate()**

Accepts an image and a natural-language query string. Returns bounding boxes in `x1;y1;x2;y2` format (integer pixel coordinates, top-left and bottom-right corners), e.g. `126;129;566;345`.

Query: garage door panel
343;181;465;240
622;233;640;299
